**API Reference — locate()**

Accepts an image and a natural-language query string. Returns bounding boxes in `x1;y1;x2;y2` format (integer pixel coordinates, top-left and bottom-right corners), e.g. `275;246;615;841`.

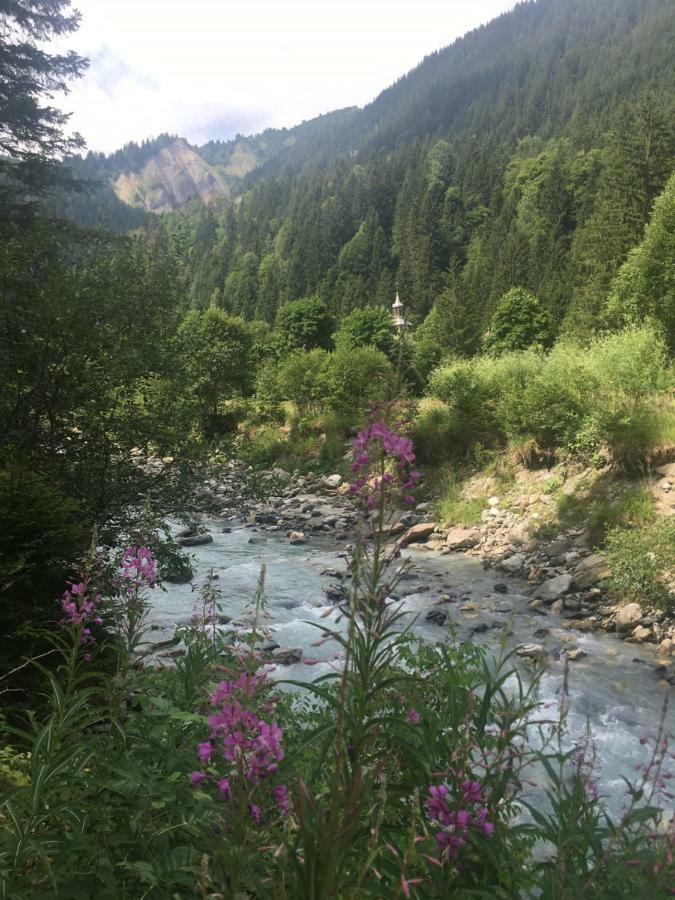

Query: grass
427;463;486;527
535;473;656;547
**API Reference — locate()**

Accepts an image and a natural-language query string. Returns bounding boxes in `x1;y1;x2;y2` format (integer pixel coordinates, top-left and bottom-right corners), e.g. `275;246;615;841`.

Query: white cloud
58;0;518;153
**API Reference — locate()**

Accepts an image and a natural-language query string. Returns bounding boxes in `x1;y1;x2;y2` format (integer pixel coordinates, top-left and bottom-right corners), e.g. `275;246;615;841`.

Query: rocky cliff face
113;139;229;213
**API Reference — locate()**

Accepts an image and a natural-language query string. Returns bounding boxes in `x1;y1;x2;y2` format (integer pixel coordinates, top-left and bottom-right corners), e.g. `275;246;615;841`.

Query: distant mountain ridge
52;108;358;221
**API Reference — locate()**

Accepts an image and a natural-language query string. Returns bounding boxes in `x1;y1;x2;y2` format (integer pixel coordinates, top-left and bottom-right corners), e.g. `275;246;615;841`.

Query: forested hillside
157;0;674;340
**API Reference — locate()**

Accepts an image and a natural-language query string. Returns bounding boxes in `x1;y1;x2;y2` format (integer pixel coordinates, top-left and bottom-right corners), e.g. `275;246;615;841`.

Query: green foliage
275;296;334;353
429;325;674;466
0;0;87;196
332;305;396;358
1;489;671;897
546;476;656;547
605;171;675;351
427;464;486;527
257;348;329;417
177;308;254;433
605;517;675;611
484;287;554;355
323;345;393;416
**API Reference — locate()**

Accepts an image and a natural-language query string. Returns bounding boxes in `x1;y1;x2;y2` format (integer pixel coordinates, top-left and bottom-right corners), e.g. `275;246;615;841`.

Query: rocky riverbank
134;450;674;673
407;460;675;660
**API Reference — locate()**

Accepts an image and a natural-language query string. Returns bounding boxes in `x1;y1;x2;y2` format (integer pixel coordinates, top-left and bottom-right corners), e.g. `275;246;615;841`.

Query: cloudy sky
59;0;518;154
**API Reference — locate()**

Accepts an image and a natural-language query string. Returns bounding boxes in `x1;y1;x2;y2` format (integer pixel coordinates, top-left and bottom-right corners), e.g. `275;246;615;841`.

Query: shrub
585;326;674;468
413;398;456;463
332;305;396;359
428;324;674;466
605;517;675;611
484;287;554;355
257;349;329;417
323;345;393;418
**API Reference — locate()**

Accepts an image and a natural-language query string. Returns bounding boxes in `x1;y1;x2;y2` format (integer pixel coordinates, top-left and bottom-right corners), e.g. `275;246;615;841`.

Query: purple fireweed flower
425;776;495;861
407;707;422;725
190;771;207;785
349;421;421;508
121;546;157;589
60;580;103;645
194;669;288;824
273;784;291;816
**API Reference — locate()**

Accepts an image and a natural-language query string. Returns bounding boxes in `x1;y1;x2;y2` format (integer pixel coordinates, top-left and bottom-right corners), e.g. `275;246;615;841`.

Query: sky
58;0;519;154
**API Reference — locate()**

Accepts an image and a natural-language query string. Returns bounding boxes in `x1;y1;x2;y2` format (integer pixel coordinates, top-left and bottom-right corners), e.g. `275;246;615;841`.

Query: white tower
391;290;406;333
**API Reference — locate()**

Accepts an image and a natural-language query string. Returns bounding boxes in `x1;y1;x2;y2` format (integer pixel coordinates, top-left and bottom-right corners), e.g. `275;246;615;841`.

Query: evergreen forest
1;0;675;896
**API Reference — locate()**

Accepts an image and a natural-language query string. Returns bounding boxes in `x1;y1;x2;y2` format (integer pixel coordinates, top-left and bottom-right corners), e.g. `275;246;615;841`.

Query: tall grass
421;324;675;470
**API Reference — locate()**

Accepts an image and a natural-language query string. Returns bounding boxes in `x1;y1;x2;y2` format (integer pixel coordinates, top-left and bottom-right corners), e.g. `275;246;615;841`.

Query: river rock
658;638;674;656
271;647;303;665
517;643;544;659
425;609;448;626
567;648;587;661
544;539;571;558
400;521;437;546
534;573;573;602
289;531;306;545
322;473;343;489
631;625;652;642
615;603;643;631
178;534;213;547
501;553;525;574
445;527;480;550
572;553;612;589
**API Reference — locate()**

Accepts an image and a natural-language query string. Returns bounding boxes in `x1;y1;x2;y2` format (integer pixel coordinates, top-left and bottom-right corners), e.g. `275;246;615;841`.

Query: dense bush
484;287;554;355
427;325;673;465
257;346;394;423
605;517;675;612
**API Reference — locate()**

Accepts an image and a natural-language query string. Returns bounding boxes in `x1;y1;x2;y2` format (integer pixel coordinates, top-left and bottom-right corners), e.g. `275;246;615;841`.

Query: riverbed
151;519;674;815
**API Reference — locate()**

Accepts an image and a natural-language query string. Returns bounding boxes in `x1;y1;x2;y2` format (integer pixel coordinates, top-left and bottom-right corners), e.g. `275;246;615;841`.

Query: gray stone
572;553;612;589
534;573;573;602
544;539;571;558
425;608;448;626
322;473;343;488
501;553;525;574
631;625;652;642
271;647;303;665
445;527;480;550
289;531;306;545
178;534;213;547
400;521;437;546
615;603;643;631
517;643;544;659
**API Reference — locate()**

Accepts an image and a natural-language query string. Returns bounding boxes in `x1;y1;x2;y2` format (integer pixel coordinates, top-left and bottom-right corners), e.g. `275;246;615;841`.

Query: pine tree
0;0;87;195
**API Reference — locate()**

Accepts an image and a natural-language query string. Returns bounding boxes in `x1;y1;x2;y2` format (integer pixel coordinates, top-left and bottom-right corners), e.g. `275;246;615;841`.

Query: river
150;519;674;817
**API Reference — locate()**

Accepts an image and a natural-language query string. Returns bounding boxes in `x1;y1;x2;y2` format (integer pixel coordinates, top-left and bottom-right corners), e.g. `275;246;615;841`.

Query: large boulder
533;573;573;603
178;534;213;547
501;553;525;574
400;522;437;547
572;553;612;589
445;527;480;550
615;603;643;631
322;473;343;489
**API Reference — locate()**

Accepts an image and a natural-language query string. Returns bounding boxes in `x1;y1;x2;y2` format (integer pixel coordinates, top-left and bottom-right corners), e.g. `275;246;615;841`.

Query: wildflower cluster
425;778;494;859
121;545;157;590
60;580;103;647
192;671;290;822
349;421;421;508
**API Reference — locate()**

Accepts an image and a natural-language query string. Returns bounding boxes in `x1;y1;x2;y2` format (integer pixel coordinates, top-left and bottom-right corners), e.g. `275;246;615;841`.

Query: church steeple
391;288;406;332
